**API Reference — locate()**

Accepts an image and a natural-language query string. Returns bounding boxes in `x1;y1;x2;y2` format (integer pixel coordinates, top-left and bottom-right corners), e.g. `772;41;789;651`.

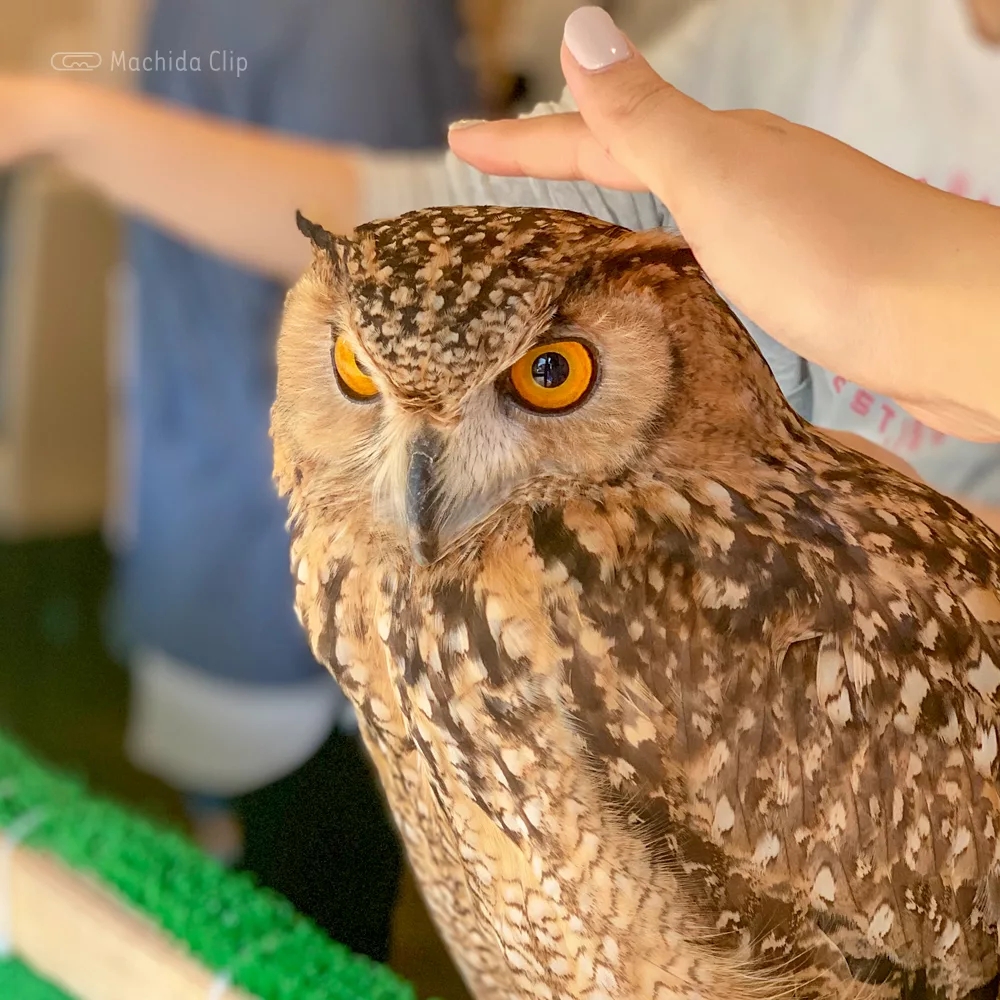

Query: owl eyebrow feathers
293;205;713;410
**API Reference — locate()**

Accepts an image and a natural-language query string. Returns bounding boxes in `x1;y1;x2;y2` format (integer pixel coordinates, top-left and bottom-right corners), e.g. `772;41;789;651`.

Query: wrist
14;77;100;165
860;195;1000;443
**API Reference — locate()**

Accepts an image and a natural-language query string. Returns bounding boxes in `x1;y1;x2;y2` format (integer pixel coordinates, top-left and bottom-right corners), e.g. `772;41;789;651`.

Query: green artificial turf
0;732;422;1000
0;958;73;1000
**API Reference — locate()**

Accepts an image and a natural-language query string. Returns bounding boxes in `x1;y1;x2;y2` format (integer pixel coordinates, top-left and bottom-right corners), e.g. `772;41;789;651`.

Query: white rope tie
208;929;284;999
0;807;49;958
206;970;233;1000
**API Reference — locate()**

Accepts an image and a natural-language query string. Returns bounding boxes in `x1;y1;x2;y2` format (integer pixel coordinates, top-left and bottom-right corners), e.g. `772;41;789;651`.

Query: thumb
560;7;712;197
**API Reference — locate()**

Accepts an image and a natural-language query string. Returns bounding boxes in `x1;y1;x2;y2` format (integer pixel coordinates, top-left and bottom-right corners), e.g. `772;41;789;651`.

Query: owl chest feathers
293;498;749;998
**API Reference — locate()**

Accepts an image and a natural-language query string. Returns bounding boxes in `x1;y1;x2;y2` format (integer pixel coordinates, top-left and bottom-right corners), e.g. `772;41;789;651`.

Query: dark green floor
0;533;185;824
0;532;469;1000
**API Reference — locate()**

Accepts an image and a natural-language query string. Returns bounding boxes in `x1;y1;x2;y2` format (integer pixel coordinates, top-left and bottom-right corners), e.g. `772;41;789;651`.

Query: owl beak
405;428;444;566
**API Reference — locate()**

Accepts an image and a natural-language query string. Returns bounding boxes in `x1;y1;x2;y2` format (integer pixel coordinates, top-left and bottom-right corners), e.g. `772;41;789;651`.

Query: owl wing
528;474;1000;1000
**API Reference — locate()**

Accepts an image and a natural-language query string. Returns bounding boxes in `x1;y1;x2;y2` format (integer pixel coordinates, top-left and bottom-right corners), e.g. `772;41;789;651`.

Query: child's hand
449;6;1000;443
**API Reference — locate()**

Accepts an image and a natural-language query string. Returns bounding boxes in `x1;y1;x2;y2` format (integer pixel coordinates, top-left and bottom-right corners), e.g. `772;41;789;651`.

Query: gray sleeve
359;151;666;234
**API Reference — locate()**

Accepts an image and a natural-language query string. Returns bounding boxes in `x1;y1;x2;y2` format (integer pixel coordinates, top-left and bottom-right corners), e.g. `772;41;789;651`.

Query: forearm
34;79;363;281
678;120;1000;445
859;187;1000;444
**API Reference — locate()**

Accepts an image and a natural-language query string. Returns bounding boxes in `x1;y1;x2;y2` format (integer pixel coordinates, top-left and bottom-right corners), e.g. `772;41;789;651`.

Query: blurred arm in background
1;75;361;281
0;0;521;283
0;0;507;282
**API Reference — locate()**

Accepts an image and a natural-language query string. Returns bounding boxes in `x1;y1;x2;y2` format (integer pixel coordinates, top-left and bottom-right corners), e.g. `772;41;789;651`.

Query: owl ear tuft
296;210;337;250
295;211;351;280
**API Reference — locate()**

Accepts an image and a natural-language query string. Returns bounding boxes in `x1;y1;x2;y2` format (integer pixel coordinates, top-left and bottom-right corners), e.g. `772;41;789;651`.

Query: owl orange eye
333;335;379;401
508;340;595;413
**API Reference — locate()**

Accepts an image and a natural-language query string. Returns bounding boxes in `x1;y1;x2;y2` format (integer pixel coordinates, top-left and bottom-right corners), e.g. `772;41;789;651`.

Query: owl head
272;206;790;568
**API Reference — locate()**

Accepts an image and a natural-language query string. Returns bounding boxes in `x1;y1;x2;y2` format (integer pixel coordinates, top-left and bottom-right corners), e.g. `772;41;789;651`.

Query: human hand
448;7;1000;443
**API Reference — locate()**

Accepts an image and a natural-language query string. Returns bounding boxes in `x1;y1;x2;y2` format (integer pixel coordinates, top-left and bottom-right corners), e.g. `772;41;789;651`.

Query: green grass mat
0;731;422;1000
0;958;73;1000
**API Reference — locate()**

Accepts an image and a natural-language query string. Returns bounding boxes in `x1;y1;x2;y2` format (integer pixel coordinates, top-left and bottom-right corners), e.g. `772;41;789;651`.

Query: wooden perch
8;844;257;1000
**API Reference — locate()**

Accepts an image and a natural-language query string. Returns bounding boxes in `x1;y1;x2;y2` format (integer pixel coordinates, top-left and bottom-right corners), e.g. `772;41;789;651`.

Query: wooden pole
8;844;257;1000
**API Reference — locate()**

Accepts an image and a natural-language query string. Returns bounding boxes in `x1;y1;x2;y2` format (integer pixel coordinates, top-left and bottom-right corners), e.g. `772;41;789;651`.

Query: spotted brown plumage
271;205;1000;1000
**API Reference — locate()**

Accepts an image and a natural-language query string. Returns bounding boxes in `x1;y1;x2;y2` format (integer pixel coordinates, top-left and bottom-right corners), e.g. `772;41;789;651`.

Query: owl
271;205;1000;1000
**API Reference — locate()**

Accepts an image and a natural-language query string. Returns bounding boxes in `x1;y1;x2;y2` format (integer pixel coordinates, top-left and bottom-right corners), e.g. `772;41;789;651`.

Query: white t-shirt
362;0;1000;502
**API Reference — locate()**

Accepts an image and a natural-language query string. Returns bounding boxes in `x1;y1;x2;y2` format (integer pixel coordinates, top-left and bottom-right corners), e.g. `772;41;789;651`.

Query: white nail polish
448;118;488;131
564;6;630;71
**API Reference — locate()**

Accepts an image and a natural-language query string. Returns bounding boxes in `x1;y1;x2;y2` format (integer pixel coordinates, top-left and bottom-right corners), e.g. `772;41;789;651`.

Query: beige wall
0;0;146;538
2;0;148;77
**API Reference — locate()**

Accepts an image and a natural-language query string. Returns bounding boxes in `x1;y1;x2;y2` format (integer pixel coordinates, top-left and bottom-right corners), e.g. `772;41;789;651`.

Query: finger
447;113;646;191
560;6;715;196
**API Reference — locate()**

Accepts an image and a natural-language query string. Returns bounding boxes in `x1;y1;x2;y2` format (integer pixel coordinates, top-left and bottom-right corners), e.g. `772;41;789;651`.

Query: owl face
273;207;698;566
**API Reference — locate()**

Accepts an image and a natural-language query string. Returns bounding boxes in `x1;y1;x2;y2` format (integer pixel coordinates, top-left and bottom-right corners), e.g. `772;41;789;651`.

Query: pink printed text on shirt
831;375;948;453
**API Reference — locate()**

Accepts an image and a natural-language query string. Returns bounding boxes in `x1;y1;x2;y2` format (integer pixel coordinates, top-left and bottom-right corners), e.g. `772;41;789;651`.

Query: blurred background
0;2;695;998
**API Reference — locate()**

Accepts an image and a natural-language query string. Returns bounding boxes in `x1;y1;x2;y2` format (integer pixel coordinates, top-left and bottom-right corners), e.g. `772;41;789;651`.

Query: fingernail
564;6;630;71
448;118;488;131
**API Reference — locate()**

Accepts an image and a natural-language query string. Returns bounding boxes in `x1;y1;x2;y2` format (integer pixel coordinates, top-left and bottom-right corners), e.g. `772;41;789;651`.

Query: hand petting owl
271;205;1000;1000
